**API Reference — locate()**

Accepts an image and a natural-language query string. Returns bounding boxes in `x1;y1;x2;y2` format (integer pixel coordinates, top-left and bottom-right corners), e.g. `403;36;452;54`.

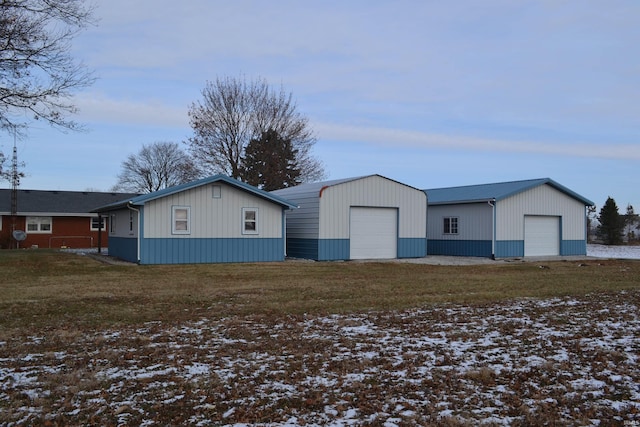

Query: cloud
315;122;640;161
74;92;189;128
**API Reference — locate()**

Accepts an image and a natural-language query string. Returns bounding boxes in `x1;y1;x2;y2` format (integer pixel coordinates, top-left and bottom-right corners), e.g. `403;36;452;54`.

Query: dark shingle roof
0;189;140;215
424;178;594;206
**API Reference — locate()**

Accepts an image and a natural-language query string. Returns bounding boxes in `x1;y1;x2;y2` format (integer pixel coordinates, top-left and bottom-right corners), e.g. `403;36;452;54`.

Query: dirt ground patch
1;291;638;426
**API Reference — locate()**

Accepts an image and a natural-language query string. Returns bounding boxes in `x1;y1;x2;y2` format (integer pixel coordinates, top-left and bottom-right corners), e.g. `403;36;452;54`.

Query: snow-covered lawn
588;244;640;260
1;290;639;426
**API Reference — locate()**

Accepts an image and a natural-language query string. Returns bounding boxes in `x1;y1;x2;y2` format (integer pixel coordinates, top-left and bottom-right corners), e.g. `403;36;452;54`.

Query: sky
3;0;639;212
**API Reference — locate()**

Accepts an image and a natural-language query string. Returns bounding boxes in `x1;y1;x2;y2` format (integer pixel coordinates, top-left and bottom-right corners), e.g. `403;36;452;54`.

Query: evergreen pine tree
241;129;301;191
597;197;624;245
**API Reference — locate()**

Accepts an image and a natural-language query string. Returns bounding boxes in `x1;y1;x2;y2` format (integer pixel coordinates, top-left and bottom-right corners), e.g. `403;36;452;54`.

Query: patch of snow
588;244;640;259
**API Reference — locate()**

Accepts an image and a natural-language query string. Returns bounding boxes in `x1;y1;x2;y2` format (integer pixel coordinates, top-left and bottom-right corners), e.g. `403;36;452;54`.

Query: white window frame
90;216;106;231
26;216;53;234
110;214;116;234
242;207;259;235
172;206;191;235
212;185;222;199
443;217;459;235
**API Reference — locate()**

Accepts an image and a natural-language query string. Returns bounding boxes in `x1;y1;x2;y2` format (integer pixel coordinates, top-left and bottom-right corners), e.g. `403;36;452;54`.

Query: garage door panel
350;207;397;259
524;216;560;256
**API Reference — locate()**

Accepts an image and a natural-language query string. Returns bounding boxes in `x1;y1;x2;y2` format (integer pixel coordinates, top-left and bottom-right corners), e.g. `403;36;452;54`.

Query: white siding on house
319;175;426;240
427;203;493;241
496;184;586;241
143;182;283;239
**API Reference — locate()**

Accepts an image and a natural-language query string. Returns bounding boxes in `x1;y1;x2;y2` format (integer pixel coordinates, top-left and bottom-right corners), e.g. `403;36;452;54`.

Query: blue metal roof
93;175;298;212
425;178;594;206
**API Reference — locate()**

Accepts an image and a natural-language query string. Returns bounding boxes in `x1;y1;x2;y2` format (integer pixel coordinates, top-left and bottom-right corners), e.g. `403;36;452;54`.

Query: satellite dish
12;230;26;241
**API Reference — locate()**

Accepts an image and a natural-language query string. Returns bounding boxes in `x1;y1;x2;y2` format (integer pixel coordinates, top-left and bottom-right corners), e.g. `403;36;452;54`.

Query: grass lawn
1;250;639;426
0;250;638;331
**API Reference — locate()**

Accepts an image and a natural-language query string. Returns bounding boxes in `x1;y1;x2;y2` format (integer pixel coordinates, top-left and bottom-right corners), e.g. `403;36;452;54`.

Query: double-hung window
26;216;52;233
242;208;258;234
90;217;106;231
172;206;191;234
443;217;458;234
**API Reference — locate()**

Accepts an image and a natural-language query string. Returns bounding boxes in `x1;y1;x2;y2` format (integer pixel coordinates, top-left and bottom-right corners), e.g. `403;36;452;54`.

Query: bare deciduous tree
187;75;325;184
0;0;95;135
112;142;202;194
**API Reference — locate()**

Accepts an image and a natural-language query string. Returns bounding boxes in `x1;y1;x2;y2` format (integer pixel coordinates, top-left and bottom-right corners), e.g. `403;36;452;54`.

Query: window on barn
212;185;222;198
26;216;52;233
172;206;191;234
443;217;458;234
90;216;106;231
242;208;258;235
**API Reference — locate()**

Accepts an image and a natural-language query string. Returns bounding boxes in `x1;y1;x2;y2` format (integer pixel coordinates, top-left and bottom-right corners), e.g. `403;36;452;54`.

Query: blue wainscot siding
108;236;138;263
318;239;350;261
286;237;426;261
428;240;492;257
495;240;524;258
285;238;349;261
286;238;319;260
139;238;285;265
398;238;427;258
561;240;587;256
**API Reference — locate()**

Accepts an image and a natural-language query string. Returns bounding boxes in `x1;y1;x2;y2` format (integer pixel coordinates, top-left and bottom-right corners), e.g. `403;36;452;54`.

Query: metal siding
428;240;492;257
561;239;587;256
496;184;587;241
398;238;427;258
319;175;427;240
318;239;350;261
139;238;285;264
427;203;492;241
285;238;319;260
495;240;524;257
143;182;283;239
107;236;138;262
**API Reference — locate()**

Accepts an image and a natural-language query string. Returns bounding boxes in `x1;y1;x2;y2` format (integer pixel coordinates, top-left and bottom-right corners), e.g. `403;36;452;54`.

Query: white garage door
524;216;560;256
350;207;397;259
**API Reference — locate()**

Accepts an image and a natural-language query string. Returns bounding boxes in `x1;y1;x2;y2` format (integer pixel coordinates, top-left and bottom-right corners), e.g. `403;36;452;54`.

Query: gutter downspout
488;199;496;259
127;202;141;264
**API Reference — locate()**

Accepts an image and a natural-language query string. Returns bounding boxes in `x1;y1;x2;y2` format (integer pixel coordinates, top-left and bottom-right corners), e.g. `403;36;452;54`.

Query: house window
212;185;222;199
26;216;52;233
129;210;134;233
242;208;258;234
444;217;458;234
110;214;116;234
172;206;191;234
90;216;106;231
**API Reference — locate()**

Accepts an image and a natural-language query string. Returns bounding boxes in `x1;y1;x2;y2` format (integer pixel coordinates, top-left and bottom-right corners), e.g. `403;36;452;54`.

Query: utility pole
10;129;19;249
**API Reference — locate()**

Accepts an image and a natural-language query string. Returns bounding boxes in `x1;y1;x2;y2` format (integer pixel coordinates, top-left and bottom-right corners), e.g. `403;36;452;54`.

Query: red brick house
0;189;139;249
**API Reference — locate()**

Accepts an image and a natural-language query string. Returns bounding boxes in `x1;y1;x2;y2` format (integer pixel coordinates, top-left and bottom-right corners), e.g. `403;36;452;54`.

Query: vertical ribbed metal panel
496;184;586;241
427;203;492;241
319;175;427;240
143;182;283;239
108;208;138;238
272;186;321;240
